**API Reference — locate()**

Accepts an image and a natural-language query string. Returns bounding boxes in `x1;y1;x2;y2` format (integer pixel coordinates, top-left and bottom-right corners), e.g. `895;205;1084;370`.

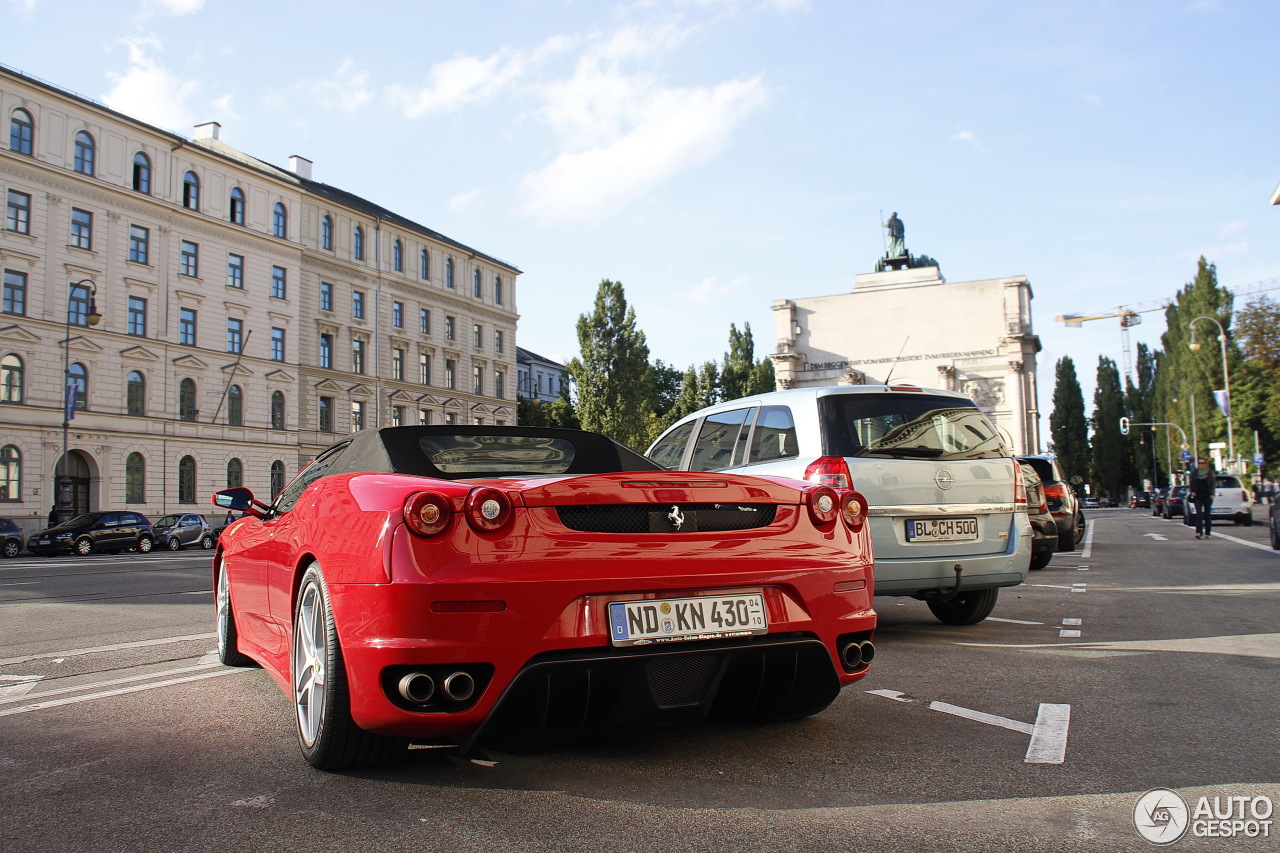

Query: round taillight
465;488;512;532
841;490;869;531
404;492;451;536
807;486;840;526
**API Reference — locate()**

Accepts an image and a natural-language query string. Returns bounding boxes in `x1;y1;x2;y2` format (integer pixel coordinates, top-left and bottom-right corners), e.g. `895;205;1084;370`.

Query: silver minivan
647;385;1031;624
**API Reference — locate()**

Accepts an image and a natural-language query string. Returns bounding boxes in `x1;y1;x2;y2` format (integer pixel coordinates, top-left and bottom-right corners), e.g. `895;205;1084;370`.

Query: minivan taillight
804;456;852;490
1013;461;1027;508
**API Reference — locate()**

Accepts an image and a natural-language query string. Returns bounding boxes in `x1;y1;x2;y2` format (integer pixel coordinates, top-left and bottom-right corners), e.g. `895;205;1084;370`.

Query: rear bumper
874;514;1031;596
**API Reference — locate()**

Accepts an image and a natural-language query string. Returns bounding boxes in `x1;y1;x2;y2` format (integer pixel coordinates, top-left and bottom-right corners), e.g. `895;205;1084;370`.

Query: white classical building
0;65;520;538
770;265;1042;455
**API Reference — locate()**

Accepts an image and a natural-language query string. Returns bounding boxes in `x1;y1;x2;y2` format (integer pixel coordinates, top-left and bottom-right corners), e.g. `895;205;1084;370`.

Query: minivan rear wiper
857;446;945;458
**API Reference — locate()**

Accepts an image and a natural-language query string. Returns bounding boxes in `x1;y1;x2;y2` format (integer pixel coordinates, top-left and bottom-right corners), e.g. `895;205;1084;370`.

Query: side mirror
212;487;265;517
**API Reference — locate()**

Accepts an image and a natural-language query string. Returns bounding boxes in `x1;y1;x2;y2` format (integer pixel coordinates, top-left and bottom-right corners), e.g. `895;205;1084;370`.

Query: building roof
516;346;567;369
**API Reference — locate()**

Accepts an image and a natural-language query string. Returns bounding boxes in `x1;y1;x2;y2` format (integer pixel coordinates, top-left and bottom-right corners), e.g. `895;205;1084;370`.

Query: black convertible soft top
319;426;661;481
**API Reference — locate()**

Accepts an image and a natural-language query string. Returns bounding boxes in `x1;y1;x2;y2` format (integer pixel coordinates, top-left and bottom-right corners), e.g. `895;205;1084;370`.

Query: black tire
1029;550;1053;571
1271;518;1279;550
926;588;999;625
74;537;93;557
1242;514;1253;527
166;536;181;551
216;562;254;668
293;564;407;770
200;534;214;549
137;535;154;553
2;539;20;558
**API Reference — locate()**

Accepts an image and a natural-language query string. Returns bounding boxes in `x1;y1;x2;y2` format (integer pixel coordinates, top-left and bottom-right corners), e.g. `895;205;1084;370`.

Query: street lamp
56;279;101;524
1188;315;1233;471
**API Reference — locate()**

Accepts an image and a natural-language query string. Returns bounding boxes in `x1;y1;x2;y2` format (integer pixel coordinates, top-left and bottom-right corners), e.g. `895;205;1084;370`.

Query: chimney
193;121;221;140
288;155;313;180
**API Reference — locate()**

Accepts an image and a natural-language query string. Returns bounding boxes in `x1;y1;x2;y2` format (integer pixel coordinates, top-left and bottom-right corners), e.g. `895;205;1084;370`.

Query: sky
5;0;1279;423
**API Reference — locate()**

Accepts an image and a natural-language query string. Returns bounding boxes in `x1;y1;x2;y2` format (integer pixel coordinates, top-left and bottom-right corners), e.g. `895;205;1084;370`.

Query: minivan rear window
819;393;1009;460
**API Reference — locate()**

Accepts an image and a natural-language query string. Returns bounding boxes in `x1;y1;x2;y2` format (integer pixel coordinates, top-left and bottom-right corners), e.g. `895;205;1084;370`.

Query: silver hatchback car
647;385;1031;624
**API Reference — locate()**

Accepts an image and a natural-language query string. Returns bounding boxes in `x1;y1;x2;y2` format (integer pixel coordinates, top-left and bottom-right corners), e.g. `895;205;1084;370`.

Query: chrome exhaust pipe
397;672;435;704
858;641;875;664
441;671;476;703
840;641;864;670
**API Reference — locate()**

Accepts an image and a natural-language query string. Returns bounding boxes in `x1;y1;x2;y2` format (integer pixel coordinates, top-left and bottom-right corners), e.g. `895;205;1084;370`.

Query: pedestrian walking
1189;458;1216;539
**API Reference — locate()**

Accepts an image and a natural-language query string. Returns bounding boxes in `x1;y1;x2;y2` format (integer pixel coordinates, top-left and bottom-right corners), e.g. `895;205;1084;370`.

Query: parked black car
1017;455;1085;552
0;517;24;557
1020;462;1058;571
1161;485;1188;520
152;513;215;550
1130;491;1152;509
26;511;155;556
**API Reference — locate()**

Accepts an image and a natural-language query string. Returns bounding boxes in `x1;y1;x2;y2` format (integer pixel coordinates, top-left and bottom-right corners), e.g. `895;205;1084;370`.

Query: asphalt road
1;509;1277;852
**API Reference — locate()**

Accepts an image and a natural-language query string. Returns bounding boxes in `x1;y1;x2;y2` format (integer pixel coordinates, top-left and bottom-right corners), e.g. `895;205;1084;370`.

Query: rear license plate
608;594;767;647
906;517;979;542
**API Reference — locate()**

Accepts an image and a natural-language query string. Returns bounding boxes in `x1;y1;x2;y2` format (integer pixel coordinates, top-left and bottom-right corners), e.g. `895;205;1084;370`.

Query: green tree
1124;342;1163;488
517;394;580;429
720;323;755;402
567;280;656;449
1230;295;1280;477
696;361;721;409
1091;356;1137;499
1048;356;1090;489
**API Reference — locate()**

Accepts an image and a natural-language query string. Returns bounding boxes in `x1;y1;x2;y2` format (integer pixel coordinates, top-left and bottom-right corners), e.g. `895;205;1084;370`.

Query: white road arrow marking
0;675;42;700
869;691;1072;764
1144;533;1168;541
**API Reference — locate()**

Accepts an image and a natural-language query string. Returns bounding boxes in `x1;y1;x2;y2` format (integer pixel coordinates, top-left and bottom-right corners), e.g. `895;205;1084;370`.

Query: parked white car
1209;475;1253;526
647;385;1031;625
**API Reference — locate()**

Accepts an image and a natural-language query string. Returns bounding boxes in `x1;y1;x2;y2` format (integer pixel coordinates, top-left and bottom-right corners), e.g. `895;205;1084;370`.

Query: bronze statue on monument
876;211;940;273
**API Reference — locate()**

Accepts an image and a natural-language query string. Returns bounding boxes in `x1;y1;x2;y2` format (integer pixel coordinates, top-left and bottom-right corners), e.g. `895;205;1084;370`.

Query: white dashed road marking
869;691;1072;764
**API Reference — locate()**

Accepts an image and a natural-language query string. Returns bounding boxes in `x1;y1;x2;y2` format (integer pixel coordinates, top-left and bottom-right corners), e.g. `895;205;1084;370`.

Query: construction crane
1056;278;1280;379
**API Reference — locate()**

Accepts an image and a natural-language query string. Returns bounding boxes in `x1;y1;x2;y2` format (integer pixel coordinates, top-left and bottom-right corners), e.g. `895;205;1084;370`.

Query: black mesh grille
645;654;723;707
556;503;777;533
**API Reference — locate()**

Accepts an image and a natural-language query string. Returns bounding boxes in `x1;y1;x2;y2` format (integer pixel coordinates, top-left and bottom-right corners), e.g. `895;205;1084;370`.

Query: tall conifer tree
1049;356;1090;489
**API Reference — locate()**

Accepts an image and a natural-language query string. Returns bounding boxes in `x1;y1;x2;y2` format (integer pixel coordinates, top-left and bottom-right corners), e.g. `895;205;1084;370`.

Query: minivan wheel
1029;551;1053;570
167;536;181;551
927;588;999;625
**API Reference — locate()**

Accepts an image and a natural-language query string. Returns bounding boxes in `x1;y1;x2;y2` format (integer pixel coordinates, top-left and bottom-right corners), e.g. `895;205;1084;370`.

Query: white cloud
449;188;486;214
688;275;746;305
387;47;532;117
1218;219;1246;238
103;36;198;133
140;0;204;16
9;0;37;16
949;130;989;153
304;57;373;112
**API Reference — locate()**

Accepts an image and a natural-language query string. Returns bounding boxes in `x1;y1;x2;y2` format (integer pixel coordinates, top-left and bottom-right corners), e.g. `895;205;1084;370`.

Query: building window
352;339;365;374
227;318;243;353
270;266;286;299
132;152;151;194
393;301;403;328
495;370;505;399
128;224;149;264
229;187;245;224
273;202;287;238
6;190;30;234
352;290;364;319
319;395;334;432
127;296;147;337
68;362;87;411
227;254;243;289
418;408;430;425
392;347;404;381
445;412;456;425
495;275;503;305
126;371;145;415
445;258;454;288
227;457;243;488
473;269;482;298
178;456;196;503
445;316;455;342
320;281;333;311
179;308;197;346
1;354;23;403
420;308;430;334
393;240;403;271
319;333;333;369
420;249;429;279
473;365;484;395
445;359;456;390
353;226;364;260
9;109;33;155
71;208;92;250
270;460;286;498
180;240;199;277
125;452;144;503
2;271;25;316
183;171;200;210
228;385;243;426
392;405;404;427
419;352;431;385
473;323;482;348
351;400;365;432
74;131;95;175
179;377;197;421
271;327;285;362
271;391;285;430
495;330;504;354
68;283;94;326
322;216;333;250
